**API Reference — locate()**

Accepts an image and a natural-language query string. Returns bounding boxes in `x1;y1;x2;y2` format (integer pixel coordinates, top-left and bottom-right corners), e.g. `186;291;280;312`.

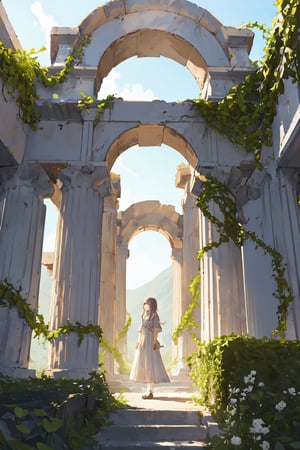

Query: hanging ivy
99;315;132;374
0;35;91;129
0;279;103;345
173;175;294;341
171;0;299;341
77;92;116;127
172;272;201;344
193;0;300;164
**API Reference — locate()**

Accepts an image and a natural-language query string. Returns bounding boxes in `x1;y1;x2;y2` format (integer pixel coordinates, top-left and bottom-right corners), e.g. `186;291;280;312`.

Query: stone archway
115;201;183;373
49;0;254;101
3;0;295;380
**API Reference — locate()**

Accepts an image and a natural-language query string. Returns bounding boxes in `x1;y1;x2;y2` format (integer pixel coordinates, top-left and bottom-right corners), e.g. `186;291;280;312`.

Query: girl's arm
153;328;160;350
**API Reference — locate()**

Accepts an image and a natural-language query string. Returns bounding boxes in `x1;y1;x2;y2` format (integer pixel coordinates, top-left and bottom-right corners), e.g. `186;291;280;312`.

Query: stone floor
93;376;219;449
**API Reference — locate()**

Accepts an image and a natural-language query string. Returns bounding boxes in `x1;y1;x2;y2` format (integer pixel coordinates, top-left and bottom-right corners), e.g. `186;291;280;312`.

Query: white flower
288;387;296;396
260;441;270;450
230;435;242;445
244;371;256;384
249;418;270;435
230;398;237;404
232;387;240;394
258;382;264;387
275;400;286;411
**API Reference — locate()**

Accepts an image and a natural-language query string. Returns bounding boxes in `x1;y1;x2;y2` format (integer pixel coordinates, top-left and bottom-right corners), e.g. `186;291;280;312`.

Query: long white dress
129;313;170;384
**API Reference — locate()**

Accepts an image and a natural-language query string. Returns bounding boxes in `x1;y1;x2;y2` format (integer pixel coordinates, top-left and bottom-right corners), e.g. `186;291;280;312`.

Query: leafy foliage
0;278;103;345
77;92;116;126
99;315;132;374
0;371;122;449
0;36;91;129
193;0;300;164
172;272;200;344
189;335;300;449
196;176;294;337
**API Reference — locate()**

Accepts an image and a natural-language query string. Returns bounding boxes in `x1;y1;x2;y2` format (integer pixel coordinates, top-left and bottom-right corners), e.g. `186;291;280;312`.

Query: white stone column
0;163;53;377
99;173;120;375
171;246;183;375
199;202;247;340
240;171;278;338
276;169;300;339
241;168;298;338
115;244;129;371
47;164;110;378
176;165;200;364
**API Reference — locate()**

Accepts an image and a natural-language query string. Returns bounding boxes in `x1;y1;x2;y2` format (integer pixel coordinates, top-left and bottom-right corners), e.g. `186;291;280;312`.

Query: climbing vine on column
0;279;103;345
172;0;299;341
196;176;294;337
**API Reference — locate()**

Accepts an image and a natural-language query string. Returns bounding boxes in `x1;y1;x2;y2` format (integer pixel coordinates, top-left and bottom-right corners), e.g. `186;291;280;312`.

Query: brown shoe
142;392;153;399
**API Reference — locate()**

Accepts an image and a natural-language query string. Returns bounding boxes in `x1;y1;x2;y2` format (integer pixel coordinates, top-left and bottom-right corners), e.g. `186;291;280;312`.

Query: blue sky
2;0;277;288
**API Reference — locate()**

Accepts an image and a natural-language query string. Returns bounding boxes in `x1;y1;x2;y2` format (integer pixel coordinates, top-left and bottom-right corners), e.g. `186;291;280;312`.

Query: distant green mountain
126;265;173;364
30;265;173;372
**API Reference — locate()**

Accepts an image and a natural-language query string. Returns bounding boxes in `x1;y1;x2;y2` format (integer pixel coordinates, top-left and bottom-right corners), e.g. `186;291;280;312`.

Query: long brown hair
142;297;160;322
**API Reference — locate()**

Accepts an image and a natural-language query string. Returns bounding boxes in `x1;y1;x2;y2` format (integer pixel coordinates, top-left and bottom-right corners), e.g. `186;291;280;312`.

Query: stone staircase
94;377;219;449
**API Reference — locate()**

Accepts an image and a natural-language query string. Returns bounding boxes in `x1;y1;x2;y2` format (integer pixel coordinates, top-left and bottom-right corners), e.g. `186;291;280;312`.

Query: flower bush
206;370;300;449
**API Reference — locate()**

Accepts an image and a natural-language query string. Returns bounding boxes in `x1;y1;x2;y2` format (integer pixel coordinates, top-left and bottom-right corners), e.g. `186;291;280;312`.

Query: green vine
0;35;90;129
172;273;200;344
193;0;300;163
173;175;294;340
99;315;132;374
77;92;116;127
196;176;294;337
0;278;103;345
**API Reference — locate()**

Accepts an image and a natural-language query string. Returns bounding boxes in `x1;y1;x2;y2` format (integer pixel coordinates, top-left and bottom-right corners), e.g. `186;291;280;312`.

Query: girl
129;297;170;399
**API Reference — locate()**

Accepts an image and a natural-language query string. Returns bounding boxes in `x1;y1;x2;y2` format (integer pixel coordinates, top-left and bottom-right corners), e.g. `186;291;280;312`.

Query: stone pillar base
45;368;102;380
0;367;36;378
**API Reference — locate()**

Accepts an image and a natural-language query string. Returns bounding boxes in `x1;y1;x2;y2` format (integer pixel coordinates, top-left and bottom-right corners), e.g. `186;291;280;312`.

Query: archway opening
98;55;200;102
113;144;186;213
112;144;188;372
126;231;173;368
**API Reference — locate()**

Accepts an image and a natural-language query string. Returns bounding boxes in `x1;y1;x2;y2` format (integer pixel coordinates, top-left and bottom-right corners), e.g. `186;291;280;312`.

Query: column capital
0;163;54;198
57;164;111;197
192;164;260;208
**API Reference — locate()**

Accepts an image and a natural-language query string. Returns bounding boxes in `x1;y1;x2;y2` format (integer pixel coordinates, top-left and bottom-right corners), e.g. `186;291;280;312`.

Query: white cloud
31;2;57;51
99;69;156;101
120;83;155;101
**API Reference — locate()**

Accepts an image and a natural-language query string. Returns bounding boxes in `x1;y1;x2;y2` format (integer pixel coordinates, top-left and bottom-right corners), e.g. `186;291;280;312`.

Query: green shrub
188;335;300;448
0;371;122;449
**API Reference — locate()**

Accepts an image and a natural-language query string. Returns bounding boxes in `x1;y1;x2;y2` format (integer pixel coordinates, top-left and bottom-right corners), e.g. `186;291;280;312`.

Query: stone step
100;423;207;441
94;439;207;449
94;406;210;449
109;409;201;425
